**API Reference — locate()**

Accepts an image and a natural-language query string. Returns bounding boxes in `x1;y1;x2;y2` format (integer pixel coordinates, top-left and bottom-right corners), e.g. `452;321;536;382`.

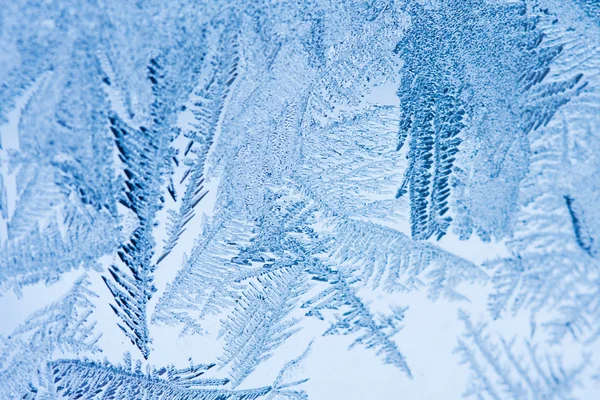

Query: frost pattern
1;0;599;398
0;275;99;399
455;311;589;400
50;359;271;400
49;344;310;399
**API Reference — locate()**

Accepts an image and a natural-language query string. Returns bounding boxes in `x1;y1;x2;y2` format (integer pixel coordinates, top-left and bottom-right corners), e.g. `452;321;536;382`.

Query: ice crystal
1;0;599;398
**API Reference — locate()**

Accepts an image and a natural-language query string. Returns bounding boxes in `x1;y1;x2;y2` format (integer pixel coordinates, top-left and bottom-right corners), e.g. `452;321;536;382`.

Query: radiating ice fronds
2;0;600;398
218;263;308;386
296;106;405;222
157;23;240;263
154;180;476;379
321;215;487;300
455;311;590;400
101;10;219;358
303;265;412;378
396;1;586;242
49;359;272;400
0;275;99;399
485;1;600;343
153;189;320;339
0;47;120;293
152;213;259;335
102;113;169;359
48;345;310;399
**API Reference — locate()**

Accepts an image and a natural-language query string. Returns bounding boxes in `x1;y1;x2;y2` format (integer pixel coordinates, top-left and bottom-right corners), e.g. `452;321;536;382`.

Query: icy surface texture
0;0;599;398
